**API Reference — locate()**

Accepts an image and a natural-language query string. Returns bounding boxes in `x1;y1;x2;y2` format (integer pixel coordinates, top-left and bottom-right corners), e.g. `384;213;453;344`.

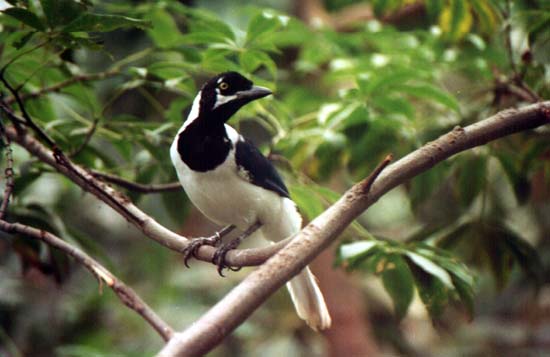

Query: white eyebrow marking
217;77;224;84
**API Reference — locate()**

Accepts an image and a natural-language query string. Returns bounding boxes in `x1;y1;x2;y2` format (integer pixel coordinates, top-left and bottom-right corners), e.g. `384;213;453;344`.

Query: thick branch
158;102;550;356
0;219;174;341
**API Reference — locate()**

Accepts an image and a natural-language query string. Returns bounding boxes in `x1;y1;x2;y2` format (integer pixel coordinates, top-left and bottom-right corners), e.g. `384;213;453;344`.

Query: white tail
286;266;332;330
261;197;331;330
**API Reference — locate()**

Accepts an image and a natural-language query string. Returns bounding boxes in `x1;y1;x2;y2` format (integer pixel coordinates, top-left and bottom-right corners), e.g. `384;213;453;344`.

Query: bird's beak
237;85;272;100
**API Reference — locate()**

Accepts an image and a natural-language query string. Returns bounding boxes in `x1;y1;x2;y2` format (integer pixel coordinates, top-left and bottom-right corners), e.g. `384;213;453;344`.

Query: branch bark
0;129;14;220
0;219;174;341
158;102;550;356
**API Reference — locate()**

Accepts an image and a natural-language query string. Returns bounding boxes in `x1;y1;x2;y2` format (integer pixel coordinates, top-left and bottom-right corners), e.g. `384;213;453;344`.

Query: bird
170;71;331;331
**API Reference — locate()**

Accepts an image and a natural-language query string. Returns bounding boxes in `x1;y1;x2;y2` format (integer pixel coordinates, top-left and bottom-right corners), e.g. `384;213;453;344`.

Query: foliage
339;239;475;321
0;0;549;355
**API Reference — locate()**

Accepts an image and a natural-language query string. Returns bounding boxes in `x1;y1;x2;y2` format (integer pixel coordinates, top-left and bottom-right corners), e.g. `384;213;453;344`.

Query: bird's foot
182;225;235;268
211;221;262;277
212;236;244;276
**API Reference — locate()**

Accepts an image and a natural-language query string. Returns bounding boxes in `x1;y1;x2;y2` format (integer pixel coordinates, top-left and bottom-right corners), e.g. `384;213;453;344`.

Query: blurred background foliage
0;0;549;356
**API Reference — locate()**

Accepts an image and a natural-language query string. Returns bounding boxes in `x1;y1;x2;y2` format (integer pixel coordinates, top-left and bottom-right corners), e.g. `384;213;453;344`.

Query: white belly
170;127;302;241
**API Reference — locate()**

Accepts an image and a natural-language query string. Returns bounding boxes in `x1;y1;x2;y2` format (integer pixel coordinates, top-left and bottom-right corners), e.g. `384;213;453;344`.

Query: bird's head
190;72;272;124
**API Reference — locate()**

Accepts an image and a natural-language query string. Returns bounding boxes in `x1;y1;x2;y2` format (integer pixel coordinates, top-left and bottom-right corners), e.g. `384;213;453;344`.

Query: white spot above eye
213;93;237;109
217;77;224;84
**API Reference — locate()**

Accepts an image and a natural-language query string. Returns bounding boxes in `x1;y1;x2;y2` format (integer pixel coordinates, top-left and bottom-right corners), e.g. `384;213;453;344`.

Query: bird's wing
234;137;290;198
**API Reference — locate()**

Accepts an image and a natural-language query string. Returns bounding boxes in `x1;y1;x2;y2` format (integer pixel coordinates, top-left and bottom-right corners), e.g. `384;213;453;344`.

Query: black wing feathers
235;138;290;198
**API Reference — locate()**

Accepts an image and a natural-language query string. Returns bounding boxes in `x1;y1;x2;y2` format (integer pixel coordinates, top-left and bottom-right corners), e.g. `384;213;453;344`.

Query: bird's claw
182;233;221;268
212;237;243;277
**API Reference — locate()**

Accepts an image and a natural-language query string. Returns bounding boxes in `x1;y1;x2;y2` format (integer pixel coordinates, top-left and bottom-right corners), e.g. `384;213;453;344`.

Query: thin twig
4;70;121;105
90;170;182;193
507;83;541;103
501;0;540;103
0;218;175;342
69;117;100;158
0;74;56;147
0;124;15;220
0;99;26;133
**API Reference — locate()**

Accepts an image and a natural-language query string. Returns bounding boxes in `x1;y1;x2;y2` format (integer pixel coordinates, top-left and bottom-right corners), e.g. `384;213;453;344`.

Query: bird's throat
177;118;232;172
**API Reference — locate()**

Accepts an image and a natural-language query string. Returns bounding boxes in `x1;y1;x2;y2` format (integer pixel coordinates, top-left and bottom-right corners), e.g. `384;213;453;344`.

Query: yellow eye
219;82;229;90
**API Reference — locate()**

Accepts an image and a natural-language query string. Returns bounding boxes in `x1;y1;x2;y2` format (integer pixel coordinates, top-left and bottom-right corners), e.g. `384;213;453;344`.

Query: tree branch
3;121;289;263
3;102;550;274
0;125;15;220
0;219;174;341
158;101;550;356
0;74;57;148
90;170;182;193
4;70;121;105
295;0;426;31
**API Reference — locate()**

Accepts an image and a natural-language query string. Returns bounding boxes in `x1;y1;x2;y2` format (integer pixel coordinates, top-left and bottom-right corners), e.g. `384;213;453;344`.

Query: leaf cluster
0;0;548;354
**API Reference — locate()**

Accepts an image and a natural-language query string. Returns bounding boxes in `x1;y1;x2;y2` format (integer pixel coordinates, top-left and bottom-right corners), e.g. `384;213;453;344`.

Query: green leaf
372;0;403;16
358;68;420;96
426;0;445;22
289;185;325;220
437;220;474;249
480;224;514;290
495;151;530;204
3;7;45;31
146;8;182;48
40;0;87;29
62;13;151;33
187;8;235;41
416;244;475;317
439;0;473;41
339;240;378;260
147;61;190;80
450;272;475;318
405;251;454;288
246;11;288;47
409;262;449;320
499;226;544;286
166;97;193;123
13;31;36;49
394;83;460;113
239;50;277;78
409;162;450;208
371;95;415;119
381;254;415;320
470;0;500;34
161;188;190;224
456;153;487;208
